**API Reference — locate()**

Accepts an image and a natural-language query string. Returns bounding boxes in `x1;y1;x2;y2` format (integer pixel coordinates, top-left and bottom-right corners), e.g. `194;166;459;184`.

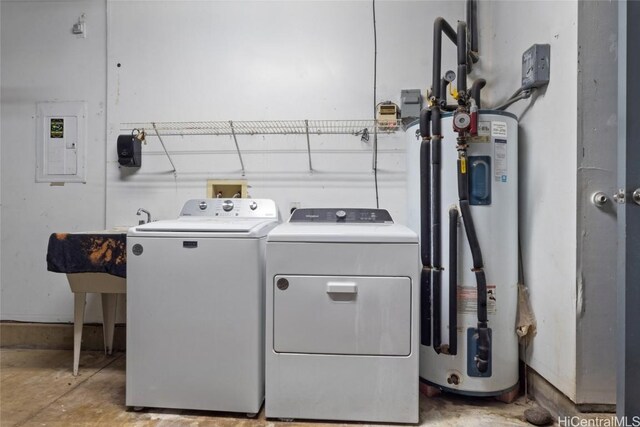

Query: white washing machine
265;208;420;424
126;198;279;414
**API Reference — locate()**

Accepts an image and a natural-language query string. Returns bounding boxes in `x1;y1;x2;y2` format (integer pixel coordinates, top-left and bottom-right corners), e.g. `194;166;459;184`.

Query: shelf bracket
152;122;177;175
229;120;246;176
305;120;313;172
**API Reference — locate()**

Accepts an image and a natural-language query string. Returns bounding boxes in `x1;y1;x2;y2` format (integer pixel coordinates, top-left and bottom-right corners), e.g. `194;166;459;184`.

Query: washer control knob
336;210;347;219
199;201;208;210
249;201;258;210
222;200;234;212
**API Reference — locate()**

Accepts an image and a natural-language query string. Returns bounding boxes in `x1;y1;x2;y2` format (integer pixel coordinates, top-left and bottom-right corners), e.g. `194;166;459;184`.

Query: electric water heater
406;111;519;395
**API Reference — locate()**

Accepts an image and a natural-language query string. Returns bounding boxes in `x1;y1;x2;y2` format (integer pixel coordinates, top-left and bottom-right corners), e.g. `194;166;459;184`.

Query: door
617;1;640;418
273;275;412;356
126;236;264;412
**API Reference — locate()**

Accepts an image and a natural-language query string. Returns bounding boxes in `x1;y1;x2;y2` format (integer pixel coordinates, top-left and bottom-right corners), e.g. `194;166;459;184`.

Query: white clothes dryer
265;208;420;424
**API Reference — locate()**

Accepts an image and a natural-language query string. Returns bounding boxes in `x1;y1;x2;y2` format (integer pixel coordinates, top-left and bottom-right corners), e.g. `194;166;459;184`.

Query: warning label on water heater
491;121;507;138
494;138;508;182
458;285;497;315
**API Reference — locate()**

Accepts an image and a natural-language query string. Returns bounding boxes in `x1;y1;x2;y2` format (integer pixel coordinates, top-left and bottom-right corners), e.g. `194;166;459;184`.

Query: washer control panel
289;208;393;223
180;199;278;218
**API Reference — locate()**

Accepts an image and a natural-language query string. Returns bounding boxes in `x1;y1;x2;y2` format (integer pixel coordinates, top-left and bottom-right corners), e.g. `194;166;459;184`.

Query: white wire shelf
119;119;403;176
120;119;401;136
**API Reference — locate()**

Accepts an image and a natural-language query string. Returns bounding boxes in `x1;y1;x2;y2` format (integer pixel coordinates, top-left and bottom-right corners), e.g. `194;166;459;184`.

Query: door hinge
612;188;640;205
614;189;627;204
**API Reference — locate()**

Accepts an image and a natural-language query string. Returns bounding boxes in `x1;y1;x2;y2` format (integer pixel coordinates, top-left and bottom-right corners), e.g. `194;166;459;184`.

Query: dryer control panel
289;208;393;223
180;199;278;219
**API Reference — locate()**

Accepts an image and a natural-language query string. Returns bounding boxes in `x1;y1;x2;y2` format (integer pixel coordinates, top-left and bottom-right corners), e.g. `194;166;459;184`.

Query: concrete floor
1;348;538;426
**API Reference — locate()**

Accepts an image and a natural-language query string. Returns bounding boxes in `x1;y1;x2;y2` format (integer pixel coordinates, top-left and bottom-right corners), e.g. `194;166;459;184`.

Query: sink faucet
137;208;152;224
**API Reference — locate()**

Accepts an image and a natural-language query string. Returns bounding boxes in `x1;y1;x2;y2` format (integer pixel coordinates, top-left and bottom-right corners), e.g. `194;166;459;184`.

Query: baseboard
526;367;616;416
0;321;126;351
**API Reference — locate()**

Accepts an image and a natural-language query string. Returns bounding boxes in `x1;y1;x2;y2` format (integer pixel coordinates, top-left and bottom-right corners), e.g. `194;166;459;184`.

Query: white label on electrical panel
458;285;497;315
494;138;507;182
491;121;507;138
478;121;491;136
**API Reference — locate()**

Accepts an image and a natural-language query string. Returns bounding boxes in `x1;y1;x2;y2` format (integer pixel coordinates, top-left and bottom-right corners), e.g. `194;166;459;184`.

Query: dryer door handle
326;282;358;294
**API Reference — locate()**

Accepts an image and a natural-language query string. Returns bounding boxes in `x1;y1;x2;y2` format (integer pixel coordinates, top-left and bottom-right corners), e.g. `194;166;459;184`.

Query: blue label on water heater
469;156;492;205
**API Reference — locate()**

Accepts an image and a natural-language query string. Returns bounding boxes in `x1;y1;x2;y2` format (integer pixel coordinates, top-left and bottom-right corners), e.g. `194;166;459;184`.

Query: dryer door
273;275;411;356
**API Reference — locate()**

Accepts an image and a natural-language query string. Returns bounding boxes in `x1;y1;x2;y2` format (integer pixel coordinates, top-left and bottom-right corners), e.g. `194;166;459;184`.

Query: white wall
1;0;107;322
104;0;463;229
480;0;579;400
0;0;584;403
1;0;463;323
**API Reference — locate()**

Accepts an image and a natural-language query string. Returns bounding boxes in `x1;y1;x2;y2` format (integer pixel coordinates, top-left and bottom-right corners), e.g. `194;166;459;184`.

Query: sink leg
101;293;118;355
73;292;86;376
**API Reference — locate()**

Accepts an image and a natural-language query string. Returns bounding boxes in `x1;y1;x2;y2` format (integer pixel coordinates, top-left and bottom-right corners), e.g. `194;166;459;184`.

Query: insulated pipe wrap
421;270;432;346
432;18;457;100
448;207;459;355
457;22;468;94
420;140;431;265
474;270;488;323
470;79;487;108
459;200;484;269
431;138;442;267
432;269;442;353
420;113;433;347
471;0;479;54
432;108;442;135
419;109;432;139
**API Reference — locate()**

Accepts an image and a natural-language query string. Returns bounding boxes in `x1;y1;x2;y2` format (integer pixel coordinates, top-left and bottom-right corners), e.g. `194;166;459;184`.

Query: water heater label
478;121;491;136
494;138;508;182
458;285;497;315
491;121;507;138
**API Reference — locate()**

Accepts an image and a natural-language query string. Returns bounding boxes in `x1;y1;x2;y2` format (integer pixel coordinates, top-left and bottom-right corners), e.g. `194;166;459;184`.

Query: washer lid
128;217;279;238
267;222;418;243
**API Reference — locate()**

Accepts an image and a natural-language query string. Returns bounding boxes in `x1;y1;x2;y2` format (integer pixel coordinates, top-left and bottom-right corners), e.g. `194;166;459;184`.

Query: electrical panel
521;44;550;90
36;102;87;183
400;89;422;121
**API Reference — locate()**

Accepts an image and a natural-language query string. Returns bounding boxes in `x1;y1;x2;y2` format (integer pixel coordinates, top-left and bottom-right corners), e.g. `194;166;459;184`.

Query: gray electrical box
400;89;422;121
522;44;550;89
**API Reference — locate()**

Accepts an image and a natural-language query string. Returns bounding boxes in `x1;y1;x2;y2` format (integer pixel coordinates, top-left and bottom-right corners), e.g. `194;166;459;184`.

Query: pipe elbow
434;17;457;43
470;79;487;108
